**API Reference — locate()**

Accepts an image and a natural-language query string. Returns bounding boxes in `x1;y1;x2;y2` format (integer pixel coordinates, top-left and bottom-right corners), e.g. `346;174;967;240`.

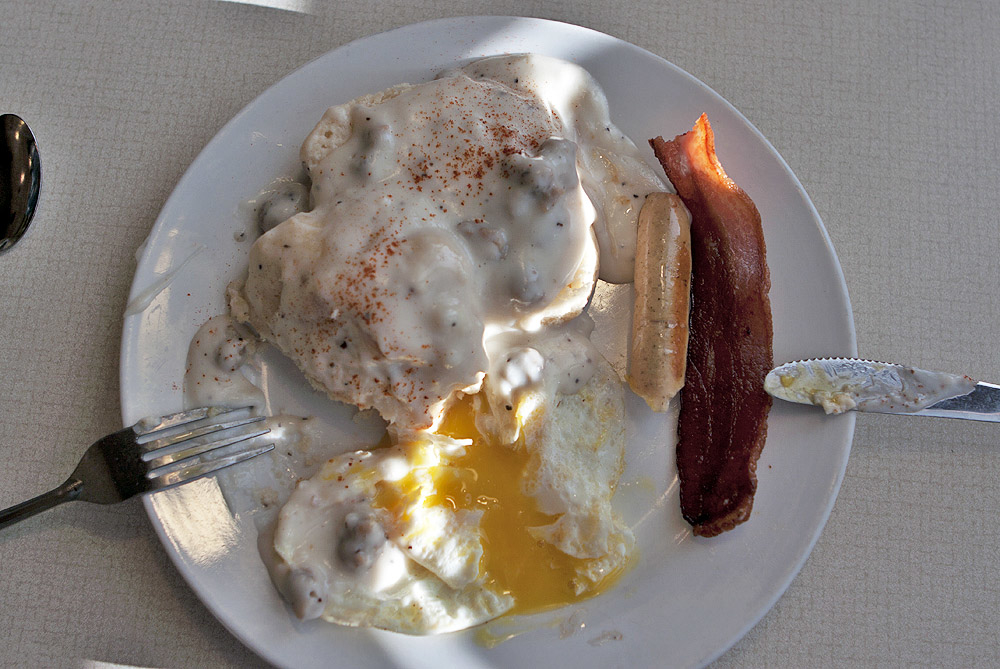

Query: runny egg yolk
378;394;623;616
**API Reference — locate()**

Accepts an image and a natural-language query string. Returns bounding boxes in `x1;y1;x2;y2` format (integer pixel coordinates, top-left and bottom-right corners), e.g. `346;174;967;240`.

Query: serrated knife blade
765;358;1000;422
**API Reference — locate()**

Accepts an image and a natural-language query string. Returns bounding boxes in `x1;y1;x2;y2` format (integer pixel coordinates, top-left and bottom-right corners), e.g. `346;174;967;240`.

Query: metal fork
0;405;274;530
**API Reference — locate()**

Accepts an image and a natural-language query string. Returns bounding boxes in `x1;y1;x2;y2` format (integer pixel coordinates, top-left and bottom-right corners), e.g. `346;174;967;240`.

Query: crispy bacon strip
649;114;773;537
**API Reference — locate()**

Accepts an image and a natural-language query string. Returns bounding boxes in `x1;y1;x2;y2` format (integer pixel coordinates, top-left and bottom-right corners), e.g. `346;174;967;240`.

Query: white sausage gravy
227;54;666;434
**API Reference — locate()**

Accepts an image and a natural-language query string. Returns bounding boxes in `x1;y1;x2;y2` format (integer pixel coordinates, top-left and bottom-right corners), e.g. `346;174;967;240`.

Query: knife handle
905;382;1000;422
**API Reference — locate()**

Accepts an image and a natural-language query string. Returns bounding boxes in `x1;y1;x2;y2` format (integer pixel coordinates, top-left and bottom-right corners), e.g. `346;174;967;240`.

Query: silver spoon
1;114;41;253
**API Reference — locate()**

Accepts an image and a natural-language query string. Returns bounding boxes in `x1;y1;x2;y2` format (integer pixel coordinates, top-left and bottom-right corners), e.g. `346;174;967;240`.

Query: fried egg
271;327;632;632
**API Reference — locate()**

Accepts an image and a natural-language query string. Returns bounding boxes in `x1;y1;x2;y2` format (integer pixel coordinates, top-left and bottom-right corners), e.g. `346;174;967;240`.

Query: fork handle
0;477;84;530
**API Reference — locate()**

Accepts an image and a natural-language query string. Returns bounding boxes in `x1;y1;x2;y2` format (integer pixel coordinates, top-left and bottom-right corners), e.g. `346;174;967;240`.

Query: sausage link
627;192;692;411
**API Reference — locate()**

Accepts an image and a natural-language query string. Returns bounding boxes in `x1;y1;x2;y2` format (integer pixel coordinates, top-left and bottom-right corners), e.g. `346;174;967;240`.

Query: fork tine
139;415;267;453
133;405;251;437
145;443;275;491
145;423;271;470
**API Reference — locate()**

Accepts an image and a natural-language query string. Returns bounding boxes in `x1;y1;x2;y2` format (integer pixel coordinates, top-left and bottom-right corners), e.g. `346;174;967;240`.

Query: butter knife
765;358;1000;422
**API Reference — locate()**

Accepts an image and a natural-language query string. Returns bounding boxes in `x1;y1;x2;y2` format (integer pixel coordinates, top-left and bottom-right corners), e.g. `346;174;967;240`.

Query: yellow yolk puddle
376;394;623;616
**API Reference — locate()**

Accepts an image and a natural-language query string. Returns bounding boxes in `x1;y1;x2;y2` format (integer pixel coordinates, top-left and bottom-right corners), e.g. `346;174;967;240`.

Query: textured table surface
2;1;999;667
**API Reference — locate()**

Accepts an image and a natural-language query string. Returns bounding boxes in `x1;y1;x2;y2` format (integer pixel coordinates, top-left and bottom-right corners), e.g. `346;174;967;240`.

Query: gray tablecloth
2;1;998;667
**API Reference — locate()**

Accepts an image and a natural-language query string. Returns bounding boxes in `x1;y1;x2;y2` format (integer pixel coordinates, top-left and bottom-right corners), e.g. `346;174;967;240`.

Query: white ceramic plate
120;16;856;669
